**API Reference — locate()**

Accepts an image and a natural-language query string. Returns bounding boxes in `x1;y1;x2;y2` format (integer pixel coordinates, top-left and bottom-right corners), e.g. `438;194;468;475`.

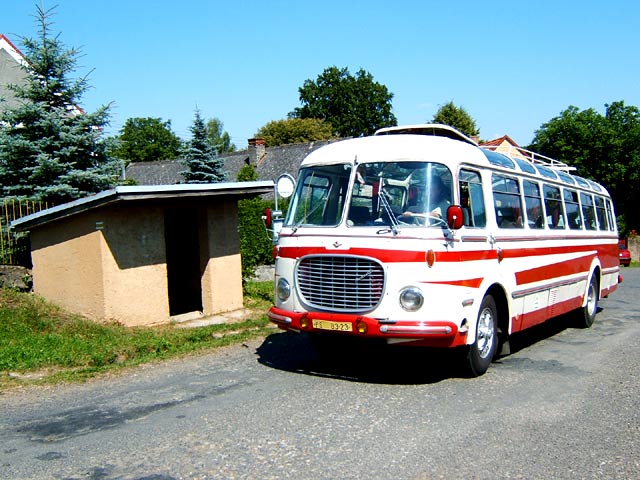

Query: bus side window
523;180;543;229
563;189;583;230
580;192;597;230
459;169;486;227
543;184;565;229
595;196;608;230
492;174;523;228
605;199;616;232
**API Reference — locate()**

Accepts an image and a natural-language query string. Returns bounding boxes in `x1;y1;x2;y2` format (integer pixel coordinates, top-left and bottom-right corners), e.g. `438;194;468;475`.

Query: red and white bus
267;124;621;375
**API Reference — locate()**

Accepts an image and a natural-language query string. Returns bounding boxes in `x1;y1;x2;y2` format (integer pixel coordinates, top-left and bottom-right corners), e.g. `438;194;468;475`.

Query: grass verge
0;280;275;391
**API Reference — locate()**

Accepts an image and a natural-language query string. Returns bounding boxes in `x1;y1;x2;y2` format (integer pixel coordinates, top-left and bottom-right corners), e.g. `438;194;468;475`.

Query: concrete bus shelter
11;182;273;327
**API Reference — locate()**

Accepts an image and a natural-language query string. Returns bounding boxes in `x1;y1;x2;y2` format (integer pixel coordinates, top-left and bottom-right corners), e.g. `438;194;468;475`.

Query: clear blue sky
3;0;639;149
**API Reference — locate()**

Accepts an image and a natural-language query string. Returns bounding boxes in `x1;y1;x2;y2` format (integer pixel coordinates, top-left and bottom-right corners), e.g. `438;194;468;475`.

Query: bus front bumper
267;307;467;347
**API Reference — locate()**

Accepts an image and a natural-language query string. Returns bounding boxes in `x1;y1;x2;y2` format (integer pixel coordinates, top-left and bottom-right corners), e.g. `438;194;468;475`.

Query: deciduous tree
529;101;640;234
206;117;236;154
112;117;182;163
290;66;397;138
431;101;480;138
255;118;334;147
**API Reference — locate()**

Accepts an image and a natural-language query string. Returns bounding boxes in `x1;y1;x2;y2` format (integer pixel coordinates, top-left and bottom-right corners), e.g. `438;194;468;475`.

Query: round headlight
399;287;424;311
276;278;291;301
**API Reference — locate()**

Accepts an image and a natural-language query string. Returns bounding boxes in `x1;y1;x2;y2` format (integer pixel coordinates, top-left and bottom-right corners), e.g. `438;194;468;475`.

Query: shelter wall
30;211;108;320
100;206;170;325
201;200;244;315
28;200;246;326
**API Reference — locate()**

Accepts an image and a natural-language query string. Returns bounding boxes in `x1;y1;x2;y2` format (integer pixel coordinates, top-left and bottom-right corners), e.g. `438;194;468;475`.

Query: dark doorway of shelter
164;208;203;316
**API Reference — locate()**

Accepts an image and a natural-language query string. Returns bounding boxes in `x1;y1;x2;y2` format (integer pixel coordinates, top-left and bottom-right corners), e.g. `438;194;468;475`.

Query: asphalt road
1;269;639;480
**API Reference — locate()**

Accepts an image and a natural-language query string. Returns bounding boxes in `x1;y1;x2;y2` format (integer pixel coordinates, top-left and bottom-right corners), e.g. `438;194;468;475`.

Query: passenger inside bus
400;176;451;221
547;204;565;229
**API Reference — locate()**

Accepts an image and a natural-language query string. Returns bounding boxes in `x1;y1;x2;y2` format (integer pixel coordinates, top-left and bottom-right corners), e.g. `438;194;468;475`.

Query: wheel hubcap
586;281;597;316
477;307;495;358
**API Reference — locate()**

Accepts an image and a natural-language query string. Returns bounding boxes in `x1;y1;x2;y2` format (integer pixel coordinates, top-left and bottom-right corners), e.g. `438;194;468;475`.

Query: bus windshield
349;162;453;227
284;161;453;228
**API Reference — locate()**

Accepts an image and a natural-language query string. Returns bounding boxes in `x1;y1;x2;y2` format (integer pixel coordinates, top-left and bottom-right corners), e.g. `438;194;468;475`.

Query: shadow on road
256;310;599;384
256;331;472;385
505;308;603;356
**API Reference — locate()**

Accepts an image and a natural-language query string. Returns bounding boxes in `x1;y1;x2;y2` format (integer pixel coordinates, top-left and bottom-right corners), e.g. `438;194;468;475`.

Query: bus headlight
399;287;424;311
276;278;291;301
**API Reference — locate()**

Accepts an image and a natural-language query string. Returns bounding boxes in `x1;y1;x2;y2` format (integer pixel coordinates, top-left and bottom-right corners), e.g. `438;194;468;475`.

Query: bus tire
576;274;598;329
465;295;498;377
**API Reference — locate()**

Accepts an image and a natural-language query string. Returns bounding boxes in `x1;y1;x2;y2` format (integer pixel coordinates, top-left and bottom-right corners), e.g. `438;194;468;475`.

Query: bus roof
299;133;484;167
298;125;610;196
375;123;478;146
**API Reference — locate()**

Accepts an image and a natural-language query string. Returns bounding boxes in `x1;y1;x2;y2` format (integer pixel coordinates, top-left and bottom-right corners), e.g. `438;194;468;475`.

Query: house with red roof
479;134;532;161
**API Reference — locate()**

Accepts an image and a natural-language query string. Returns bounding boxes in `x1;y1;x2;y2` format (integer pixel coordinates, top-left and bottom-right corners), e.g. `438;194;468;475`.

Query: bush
236;165;276;282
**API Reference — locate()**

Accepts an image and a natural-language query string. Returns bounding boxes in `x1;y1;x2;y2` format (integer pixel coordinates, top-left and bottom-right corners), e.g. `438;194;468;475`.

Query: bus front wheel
465;295;498;377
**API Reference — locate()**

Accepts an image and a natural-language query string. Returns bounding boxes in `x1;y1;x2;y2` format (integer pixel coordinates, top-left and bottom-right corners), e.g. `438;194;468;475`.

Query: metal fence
0;198;51;265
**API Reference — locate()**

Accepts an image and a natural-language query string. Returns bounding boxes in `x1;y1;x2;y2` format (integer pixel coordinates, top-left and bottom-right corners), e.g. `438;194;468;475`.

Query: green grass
0;281;275;390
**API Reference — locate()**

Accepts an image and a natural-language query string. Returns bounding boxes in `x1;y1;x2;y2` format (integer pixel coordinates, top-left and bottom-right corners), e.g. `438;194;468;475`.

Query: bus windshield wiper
376;177;398;235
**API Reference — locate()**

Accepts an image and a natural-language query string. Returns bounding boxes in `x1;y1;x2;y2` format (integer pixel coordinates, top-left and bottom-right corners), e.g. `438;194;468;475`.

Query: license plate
312;319;353;332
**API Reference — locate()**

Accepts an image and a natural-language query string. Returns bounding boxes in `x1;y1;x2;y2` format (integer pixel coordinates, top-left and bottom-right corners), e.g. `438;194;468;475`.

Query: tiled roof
125;159;187;185
125;139;343;186
480;135;520;148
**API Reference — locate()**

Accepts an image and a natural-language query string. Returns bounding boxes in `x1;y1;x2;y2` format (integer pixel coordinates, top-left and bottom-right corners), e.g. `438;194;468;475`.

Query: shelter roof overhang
11;181;274;231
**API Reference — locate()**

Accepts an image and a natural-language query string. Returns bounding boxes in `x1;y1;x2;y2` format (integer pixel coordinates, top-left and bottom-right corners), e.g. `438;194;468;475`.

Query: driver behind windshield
401;176;451;220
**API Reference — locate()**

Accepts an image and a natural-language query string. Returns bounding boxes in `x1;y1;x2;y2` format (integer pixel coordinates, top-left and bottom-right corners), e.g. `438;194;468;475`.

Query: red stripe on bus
515;254;595;285
278;243;618;267
278;246;497;262
278;246;427;262
422;278;484;288
513;295;584;332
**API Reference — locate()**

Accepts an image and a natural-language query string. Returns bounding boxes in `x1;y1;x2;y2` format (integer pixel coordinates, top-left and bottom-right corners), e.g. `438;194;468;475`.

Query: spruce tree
182;110;226;184
0;5;119;203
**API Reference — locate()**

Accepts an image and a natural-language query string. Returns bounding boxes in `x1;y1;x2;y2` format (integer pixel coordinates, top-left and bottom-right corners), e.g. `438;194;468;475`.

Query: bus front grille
296;256;385;312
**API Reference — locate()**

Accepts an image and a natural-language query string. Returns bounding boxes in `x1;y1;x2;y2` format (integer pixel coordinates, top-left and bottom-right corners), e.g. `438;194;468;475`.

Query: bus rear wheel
575;274;598;329
465;295;498;377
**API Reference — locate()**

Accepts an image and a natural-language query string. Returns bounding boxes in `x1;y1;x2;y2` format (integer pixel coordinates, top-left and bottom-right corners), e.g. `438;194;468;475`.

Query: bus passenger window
580;192;597;230
563;189;583;230
492;174;523;228
605;199;615;231
459;169;486;227
595;196;608;230
523;180;543;229
543;185;565;229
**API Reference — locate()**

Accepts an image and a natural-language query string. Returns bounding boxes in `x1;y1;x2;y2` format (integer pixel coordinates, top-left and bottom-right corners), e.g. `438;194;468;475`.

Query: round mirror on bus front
276;174;296;199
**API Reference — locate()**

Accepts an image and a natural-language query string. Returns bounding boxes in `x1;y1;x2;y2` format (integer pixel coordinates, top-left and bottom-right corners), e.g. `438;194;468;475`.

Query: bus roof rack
480;144;576;172
375;123;478;146
375;123;576;172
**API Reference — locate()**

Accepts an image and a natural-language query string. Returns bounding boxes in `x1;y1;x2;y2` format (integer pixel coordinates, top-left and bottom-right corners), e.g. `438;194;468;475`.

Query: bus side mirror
447;205;464;230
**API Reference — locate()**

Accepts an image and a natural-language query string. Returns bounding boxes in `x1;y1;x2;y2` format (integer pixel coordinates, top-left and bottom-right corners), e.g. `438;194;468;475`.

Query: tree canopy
255;118;335;147
206;117;236;154
182;110;225;183
290;66;397;138
529;101;640;234
431;101;480;137
111;117;182;163
0;5;120;203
